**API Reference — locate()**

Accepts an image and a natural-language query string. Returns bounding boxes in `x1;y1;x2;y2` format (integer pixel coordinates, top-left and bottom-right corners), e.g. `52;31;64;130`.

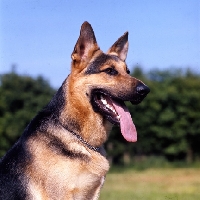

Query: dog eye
103;67;118;76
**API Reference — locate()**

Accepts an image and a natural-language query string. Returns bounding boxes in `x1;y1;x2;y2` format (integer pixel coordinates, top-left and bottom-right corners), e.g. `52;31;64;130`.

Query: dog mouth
92;92;120;124
91;90;137;142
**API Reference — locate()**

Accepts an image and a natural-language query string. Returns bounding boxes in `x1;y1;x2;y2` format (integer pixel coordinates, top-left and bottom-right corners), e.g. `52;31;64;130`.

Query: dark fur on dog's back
0;86;63;199
0;22;149;200
0;141;28;199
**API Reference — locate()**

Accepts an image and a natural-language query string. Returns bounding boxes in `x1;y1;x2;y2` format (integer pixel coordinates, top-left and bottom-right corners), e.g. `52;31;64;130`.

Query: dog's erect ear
107;32;129;61
71;22;99;63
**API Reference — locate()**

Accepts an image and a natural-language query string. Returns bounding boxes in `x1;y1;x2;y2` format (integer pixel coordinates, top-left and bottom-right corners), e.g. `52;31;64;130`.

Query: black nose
136;83;150;96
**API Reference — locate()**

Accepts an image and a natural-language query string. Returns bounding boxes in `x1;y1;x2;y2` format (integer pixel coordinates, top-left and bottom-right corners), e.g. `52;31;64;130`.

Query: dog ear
71;22;99;63
107;32;129;61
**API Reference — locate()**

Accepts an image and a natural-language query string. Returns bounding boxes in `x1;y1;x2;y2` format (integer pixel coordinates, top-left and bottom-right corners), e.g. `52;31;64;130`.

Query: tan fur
26;125;109;200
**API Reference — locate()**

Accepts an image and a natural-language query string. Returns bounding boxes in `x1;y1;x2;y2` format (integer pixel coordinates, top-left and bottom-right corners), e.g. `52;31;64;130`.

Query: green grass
99;168;200;200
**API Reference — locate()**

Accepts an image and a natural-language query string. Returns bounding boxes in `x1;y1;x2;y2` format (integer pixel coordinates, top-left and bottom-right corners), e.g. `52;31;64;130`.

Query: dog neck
64;124;101;152
58;121;110;157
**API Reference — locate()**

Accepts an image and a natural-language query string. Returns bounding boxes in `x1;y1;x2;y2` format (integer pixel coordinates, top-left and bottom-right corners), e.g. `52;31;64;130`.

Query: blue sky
0;0;199;88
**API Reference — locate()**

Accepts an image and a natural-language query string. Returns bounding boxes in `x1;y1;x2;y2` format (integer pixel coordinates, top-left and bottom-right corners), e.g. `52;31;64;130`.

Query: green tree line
0;68;200;165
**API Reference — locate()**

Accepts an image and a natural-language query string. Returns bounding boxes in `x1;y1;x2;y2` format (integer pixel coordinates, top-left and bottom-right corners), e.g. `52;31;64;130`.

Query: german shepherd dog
0;22;150;199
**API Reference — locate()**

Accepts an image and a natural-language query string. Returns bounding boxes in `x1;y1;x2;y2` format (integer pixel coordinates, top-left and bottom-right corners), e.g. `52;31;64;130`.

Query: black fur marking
102;65;118;76
47;134;90;161
0;140;30;200
85;53;119;75
63;118;81;134
46;82;66;117
126;68;130;74
61;124;101;153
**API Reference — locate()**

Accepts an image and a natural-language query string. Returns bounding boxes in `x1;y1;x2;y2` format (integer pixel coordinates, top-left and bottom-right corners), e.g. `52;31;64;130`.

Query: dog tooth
100;97;104;101
109;106;116;113
106;105;111;109
104;104;118;114
103;100;107;105
117;115;120;120
101;98;107;105
108;106;113;110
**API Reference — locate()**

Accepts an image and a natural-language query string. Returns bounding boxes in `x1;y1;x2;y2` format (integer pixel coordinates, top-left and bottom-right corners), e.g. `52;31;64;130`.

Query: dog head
68;22;150;143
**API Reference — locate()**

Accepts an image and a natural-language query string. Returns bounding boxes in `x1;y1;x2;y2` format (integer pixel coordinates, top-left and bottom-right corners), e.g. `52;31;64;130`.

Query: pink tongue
112;101;137;142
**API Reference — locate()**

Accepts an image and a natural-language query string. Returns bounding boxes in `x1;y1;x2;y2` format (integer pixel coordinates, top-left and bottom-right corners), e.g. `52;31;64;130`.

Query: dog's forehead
85;53;126;74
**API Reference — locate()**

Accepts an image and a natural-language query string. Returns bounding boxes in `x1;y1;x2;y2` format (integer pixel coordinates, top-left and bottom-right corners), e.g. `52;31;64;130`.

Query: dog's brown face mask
71;22;150;142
